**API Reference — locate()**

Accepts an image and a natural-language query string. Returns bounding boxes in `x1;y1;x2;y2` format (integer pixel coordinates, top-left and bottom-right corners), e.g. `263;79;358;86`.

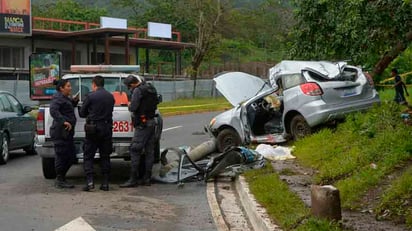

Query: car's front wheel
42;157;56;179
290;115;311;140
216;128;241;153
0;134;9;165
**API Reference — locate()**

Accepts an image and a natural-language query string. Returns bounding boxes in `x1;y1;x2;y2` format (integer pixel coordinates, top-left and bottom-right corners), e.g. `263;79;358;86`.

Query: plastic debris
255;144;295;161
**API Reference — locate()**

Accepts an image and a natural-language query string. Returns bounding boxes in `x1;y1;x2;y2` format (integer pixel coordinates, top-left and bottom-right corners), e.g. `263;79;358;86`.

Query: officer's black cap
123;75;139;87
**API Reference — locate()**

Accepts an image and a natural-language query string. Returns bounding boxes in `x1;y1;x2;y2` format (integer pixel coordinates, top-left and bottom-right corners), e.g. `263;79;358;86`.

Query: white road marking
55;217;96;231
162;125;182;132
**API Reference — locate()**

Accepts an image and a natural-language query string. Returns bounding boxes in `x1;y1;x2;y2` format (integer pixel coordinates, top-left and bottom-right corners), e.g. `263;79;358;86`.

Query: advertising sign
148;22;171;39
100;16;127;29
0;0;31;36
29;53;61;100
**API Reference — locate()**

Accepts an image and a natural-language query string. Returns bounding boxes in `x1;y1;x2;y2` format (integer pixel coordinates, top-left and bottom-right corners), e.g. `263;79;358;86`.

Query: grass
242;88;412;229
375;165;412;226
290;88;412;226
158;97;231;116
244;164;344;230
243;164;310;229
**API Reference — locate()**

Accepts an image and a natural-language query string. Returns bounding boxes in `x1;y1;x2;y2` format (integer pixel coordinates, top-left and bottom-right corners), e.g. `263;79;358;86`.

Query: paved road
159;111;221;148
0;111;222;231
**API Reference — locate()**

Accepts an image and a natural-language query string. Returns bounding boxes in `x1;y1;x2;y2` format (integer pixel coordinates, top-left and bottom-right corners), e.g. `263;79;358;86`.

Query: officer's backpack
137;82;159;118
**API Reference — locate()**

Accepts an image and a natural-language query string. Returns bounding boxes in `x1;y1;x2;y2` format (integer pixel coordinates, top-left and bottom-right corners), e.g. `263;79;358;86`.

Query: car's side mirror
23;106;32;114
157;94;163;103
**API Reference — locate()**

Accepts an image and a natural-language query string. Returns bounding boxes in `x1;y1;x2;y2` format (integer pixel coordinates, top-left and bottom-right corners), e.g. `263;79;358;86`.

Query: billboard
0;0;31;36
148;22;171;39
100;16;127;29
29;53;61;100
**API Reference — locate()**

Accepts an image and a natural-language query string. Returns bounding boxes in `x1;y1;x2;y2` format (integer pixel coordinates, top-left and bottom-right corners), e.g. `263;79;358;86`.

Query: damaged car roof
269;60;348;80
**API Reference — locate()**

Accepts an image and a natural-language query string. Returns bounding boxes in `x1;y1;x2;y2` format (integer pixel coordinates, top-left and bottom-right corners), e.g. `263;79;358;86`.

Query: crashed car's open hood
214;72;272;106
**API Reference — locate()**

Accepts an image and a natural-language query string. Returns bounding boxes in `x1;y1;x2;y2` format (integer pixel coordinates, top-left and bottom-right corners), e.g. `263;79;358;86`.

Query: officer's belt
87;120;111;124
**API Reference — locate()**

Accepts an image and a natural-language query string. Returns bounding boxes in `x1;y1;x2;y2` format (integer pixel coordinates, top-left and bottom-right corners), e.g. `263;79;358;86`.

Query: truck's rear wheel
42;157;56;179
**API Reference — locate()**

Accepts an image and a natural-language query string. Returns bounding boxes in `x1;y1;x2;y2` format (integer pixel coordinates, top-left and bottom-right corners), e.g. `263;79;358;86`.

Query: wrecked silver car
206;61;381;152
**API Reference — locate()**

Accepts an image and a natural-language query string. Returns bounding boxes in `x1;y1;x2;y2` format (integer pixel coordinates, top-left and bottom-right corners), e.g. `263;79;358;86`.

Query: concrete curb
235;175;282;231
206;182;229;231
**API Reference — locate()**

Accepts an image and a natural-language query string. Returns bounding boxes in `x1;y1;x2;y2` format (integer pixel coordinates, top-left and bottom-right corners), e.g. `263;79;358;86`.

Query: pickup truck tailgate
44;106;134;138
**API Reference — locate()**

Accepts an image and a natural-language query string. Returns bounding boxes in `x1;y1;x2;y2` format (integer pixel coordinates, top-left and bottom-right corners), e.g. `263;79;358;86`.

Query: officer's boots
143;171;152;186
55;175;74;189
82;175;95;191
119;170;138;188
100;174;110;191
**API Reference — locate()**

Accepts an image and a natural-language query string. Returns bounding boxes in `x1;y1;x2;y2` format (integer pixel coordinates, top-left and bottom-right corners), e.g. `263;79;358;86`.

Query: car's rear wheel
290;115;311;140
24;136;37;155
0;134;9;165
42;157;56;179
216;128;241;153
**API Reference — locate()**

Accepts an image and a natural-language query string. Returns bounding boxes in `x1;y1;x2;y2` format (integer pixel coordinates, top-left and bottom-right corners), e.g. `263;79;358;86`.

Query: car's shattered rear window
307;67;358;82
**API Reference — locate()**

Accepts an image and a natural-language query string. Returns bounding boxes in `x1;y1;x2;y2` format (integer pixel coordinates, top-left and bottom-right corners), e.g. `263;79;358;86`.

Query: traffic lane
0;109;222;231
0;155;216;231
160;111;222;148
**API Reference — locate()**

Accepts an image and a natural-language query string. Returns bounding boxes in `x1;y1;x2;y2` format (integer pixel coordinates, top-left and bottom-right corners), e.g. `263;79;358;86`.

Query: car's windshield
254;81;272;97
69;76;129;105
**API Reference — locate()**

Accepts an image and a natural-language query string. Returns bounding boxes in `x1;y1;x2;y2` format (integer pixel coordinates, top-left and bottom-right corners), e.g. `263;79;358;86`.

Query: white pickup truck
35;65;163;179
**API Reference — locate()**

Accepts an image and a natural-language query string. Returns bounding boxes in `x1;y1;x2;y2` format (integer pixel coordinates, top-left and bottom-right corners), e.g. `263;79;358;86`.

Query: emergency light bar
70;65;140;73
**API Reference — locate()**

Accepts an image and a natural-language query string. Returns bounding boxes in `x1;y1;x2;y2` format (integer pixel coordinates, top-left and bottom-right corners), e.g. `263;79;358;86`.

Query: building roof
31;17;195;50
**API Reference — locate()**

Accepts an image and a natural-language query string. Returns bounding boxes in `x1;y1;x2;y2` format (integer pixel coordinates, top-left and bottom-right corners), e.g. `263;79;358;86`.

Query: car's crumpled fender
210;107;246;143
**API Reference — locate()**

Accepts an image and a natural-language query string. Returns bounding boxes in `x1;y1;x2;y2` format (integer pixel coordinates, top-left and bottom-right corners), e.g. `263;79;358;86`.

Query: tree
224;0;294;61
110;0;147;27
111;0;227;85
289;0;412;79
188;0;227;79
32;0;107;23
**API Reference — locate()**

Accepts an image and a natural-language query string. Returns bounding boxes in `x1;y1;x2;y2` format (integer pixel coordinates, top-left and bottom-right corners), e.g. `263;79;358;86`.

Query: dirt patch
270;159;410;231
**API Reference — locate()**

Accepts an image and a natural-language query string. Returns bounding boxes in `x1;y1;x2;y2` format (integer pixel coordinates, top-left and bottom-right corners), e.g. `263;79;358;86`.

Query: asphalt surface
0;111;222;231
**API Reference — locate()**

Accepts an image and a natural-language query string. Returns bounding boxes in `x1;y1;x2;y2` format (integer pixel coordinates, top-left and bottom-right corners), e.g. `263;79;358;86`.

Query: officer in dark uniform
120;75;158;187
79;75;115;191
50;79;79;188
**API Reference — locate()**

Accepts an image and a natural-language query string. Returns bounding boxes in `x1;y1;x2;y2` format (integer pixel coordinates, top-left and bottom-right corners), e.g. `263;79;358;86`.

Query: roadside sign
0;0;32;36
29;52;61;100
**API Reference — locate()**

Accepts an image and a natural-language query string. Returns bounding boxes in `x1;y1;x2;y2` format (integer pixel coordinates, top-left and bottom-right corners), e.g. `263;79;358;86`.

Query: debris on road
153;139;265;185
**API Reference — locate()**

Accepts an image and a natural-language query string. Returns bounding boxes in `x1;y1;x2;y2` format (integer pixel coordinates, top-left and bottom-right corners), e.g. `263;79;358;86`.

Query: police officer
50;79;79;189
79;76;115;191
120;75;158;187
